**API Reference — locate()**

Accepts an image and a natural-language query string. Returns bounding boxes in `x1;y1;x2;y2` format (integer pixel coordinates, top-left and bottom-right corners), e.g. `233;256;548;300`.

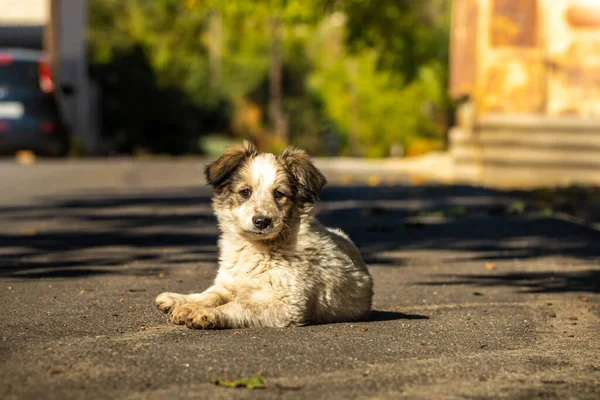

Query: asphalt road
1;160;599;399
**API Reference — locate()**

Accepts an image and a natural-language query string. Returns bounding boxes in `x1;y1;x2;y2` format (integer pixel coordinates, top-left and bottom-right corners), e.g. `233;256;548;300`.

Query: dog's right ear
204;140;258;188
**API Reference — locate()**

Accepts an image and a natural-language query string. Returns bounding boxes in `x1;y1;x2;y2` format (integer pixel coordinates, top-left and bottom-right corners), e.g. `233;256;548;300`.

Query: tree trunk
268;13;287;140
347;59;361;157
208;9;222;88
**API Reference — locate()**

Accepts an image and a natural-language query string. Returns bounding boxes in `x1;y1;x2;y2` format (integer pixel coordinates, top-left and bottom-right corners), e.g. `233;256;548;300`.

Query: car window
0;60;39;88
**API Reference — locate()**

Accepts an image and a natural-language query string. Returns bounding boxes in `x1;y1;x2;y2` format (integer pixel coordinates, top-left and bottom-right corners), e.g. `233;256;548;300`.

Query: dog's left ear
280;146;326;203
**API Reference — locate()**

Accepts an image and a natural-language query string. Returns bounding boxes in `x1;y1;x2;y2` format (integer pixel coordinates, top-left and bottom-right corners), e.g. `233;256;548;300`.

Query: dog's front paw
155;292;186;313
187;309;217;330
170;304;217;329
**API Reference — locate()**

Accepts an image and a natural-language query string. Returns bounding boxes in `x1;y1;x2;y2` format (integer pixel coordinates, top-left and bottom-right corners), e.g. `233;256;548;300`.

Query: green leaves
87;0;451;156
307;12;447;157
508;200;526;215
210;374;265;389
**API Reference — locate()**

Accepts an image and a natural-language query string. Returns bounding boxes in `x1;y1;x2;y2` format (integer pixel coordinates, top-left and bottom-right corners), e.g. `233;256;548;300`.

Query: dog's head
205;141;326;241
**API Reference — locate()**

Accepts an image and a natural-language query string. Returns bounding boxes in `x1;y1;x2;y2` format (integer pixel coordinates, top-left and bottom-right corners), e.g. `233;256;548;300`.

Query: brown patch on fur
279;146;326;203
204;141;258;190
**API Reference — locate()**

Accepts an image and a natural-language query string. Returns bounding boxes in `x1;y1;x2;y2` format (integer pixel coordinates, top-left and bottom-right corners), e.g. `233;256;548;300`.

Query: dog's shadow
368;310;429;322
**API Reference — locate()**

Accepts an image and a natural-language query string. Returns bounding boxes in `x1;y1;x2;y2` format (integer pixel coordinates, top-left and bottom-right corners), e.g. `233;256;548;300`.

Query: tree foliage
87;0;451;156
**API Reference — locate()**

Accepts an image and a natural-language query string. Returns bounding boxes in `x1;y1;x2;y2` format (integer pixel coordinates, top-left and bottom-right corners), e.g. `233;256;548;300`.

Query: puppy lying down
156;141;373;329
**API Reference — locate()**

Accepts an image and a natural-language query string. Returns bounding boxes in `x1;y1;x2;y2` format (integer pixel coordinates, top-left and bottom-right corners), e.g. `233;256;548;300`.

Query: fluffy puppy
156;141;373;329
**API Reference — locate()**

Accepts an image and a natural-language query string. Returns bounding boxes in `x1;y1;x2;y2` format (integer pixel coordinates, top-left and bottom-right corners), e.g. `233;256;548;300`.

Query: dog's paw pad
186;311;217;330
155;292;185;314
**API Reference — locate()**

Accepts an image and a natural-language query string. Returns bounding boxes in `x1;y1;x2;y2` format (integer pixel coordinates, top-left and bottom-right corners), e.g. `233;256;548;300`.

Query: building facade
450;0;600;187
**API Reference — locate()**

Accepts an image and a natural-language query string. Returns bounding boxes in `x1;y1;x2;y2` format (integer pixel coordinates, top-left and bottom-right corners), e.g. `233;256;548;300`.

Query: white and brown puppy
156;141;373;329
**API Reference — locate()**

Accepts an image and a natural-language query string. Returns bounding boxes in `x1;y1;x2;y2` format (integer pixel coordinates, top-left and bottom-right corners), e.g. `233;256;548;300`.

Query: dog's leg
156;286;231;314
172;300;293;329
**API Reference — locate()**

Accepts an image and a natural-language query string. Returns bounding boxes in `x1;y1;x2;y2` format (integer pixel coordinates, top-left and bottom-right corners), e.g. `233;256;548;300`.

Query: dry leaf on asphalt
367;175;381;187
210;375;264;389
15;150;36;165
485;262;496;271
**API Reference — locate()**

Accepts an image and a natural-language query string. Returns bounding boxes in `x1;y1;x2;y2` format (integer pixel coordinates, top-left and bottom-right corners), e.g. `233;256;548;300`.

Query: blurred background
0;0;451;158
0;0;600;189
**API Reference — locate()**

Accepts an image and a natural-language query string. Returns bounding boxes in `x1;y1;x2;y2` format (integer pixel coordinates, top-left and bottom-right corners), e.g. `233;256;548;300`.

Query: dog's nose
252;216;272;230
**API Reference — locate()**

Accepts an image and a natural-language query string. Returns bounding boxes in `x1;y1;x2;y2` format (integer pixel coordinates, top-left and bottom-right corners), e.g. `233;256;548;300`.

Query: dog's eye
273;190;285;200
239;189;252;198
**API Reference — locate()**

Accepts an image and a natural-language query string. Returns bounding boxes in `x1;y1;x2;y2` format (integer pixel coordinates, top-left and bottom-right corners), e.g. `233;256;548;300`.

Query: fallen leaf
367;175;381;187
485;262;496;271
579;297;588;303
159;273;165;279
507;200;526;215
332;333;338;337
20;229;38;236
16;150;36;165
361;327;368;332
542;207;553;217
568;316;578;321
210;374;264;389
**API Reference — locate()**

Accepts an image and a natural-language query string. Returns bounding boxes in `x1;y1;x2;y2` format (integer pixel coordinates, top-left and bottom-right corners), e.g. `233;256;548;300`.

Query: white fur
250;153;278;189
156;152;373;329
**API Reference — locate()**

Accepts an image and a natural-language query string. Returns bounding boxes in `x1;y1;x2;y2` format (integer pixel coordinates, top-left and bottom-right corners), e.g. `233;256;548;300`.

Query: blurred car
0;48;71;157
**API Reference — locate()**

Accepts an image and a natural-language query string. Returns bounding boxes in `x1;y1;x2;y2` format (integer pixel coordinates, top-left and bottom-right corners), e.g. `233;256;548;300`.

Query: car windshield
0;60;38;88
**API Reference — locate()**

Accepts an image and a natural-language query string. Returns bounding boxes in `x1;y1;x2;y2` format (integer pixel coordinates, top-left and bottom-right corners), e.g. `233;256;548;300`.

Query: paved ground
0;160;599;399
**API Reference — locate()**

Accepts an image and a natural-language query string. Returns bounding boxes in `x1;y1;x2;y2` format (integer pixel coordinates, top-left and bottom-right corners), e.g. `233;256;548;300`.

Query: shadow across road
369;310;429;321
420;270;600;294
0;184;598;290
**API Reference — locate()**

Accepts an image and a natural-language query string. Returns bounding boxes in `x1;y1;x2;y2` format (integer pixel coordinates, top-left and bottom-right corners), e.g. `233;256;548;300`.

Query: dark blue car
0;48;71;157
